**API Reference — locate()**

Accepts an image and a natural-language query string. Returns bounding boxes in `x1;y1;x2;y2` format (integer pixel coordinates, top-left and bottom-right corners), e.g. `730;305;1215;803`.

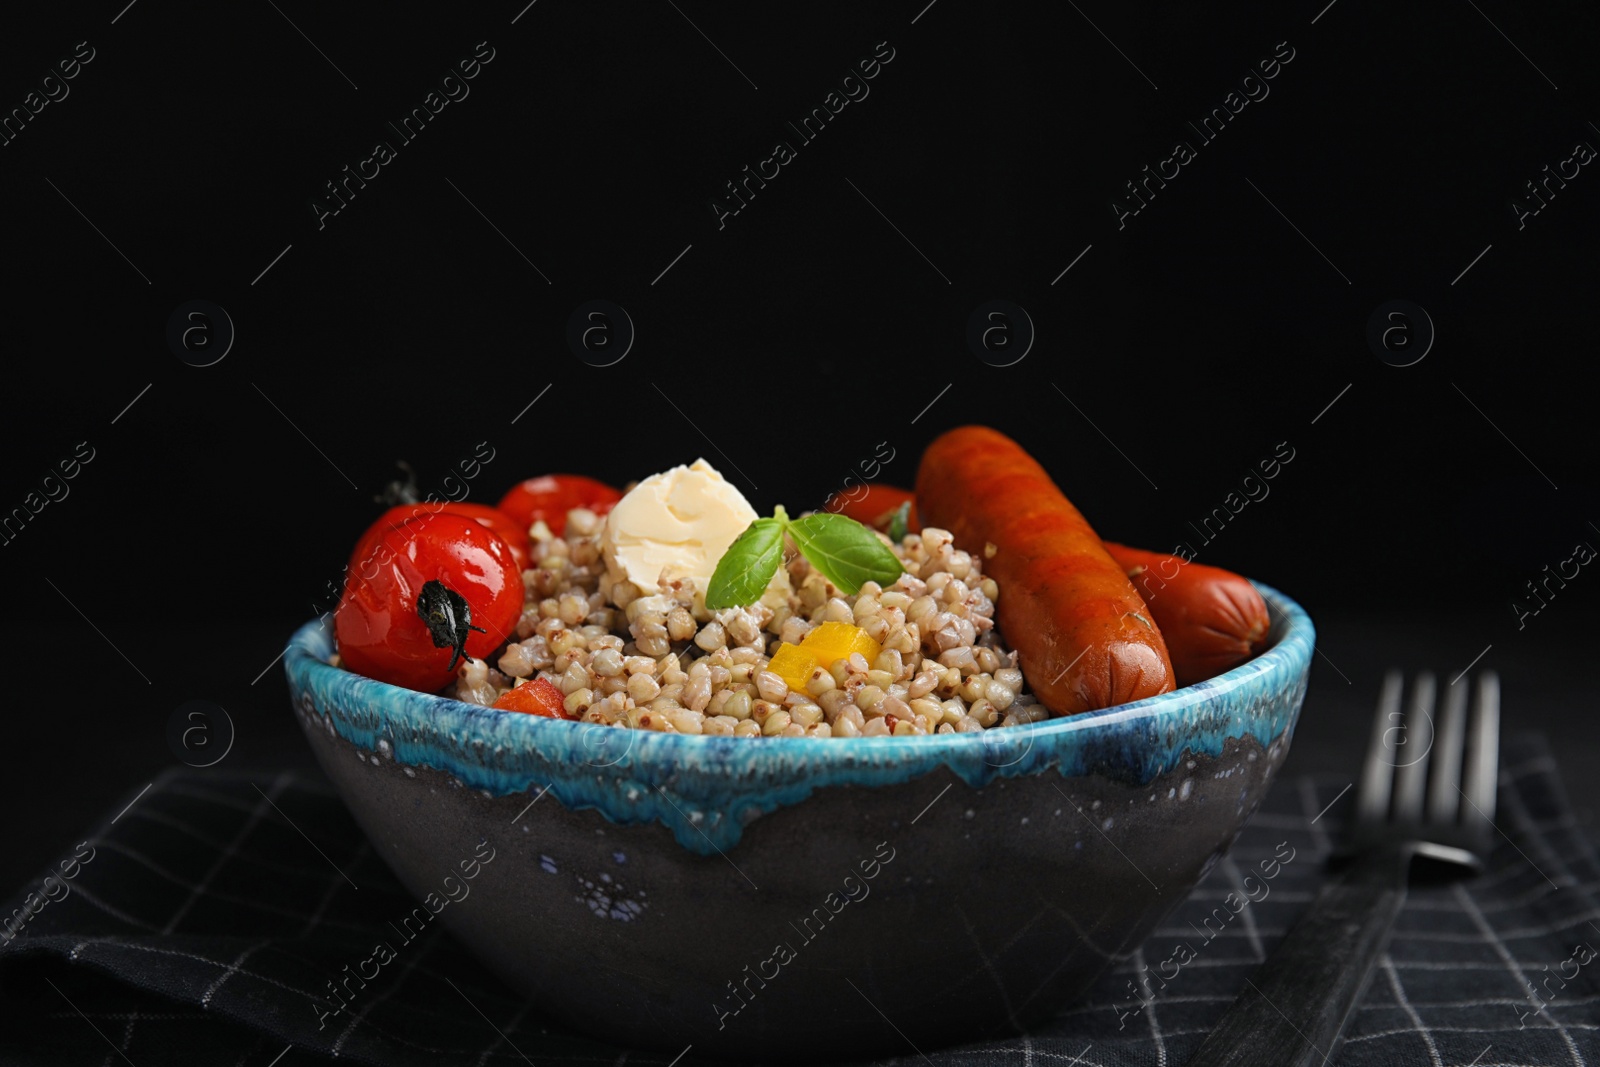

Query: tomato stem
417;579;486;670
374;460;421;506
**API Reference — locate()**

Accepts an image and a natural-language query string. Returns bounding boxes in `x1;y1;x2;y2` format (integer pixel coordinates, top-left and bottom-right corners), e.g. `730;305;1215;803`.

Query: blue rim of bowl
285;582;1314;853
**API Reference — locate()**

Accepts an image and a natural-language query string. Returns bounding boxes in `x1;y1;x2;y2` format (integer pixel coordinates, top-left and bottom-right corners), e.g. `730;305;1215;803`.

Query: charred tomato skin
335;512;522;693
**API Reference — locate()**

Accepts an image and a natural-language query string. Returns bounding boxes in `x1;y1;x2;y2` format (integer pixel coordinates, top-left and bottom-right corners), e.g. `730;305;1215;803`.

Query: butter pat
601;459;785;600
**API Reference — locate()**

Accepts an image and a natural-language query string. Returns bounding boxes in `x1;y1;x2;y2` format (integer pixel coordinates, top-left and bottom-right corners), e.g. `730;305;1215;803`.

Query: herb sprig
706;505;903;609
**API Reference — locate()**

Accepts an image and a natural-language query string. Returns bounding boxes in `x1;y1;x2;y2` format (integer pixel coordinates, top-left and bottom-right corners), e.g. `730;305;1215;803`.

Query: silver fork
1183;671;1500;1067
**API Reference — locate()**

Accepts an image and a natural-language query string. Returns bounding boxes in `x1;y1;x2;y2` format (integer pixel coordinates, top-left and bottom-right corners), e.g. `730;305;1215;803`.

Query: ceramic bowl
284;582;1313;1061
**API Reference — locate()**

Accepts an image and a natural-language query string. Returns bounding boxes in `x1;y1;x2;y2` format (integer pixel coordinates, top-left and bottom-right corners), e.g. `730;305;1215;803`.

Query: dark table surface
5;607;1596;895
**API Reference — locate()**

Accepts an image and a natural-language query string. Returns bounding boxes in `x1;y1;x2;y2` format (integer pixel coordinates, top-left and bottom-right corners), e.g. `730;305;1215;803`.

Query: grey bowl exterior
286;583;1313;1061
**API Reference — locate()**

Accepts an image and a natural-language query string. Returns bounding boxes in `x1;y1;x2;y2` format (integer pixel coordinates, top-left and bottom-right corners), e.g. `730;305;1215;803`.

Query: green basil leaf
786;512;904;595
705;516;786;609
886;500;910;543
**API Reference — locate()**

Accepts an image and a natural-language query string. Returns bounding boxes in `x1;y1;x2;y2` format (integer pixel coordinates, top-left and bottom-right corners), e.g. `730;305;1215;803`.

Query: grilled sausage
1103;543;1270;686
914;426;1176;715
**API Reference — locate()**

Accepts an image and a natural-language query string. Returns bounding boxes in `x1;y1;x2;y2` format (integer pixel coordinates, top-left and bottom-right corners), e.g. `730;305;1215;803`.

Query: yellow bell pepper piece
767;643;819;693
799;621;882;670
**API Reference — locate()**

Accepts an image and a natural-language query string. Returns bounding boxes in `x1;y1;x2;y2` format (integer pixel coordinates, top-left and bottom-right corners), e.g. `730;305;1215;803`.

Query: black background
2;2;1597;896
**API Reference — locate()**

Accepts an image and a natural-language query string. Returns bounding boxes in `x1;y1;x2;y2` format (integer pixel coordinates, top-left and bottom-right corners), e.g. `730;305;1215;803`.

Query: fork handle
1182;847;1410;1067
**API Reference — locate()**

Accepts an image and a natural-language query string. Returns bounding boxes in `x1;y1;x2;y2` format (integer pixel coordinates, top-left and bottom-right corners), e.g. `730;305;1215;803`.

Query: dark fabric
1;734;1596;1066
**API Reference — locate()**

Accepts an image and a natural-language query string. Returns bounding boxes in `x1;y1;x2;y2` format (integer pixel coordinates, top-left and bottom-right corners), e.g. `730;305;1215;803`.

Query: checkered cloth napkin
1;734;1595;1067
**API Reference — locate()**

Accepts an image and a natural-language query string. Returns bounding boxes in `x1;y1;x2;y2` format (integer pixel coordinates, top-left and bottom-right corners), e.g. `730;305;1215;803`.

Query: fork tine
1461;671;1501;833
1390;673;1436;822
1356;670;1404;823
1426;675;1470;824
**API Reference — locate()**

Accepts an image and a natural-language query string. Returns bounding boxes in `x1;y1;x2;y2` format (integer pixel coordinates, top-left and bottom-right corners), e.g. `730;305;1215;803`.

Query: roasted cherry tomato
823;483;920;535
349;502;529;576
492;676;573;718
335;513;522;693
497;475;622;538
